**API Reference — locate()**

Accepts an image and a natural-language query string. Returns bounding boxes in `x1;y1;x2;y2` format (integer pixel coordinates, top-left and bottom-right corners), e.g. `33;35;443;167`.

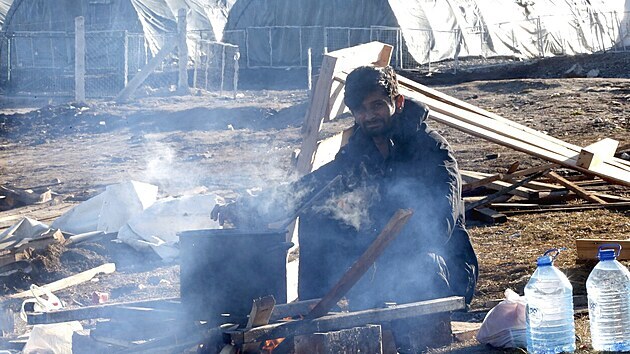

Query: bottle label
589;301;600;319
527;305;543;325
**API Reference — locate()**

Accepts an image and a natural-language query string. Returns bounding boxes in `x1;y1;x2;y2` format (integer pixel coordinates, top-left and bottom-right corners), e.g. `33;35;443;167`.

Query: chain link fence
192;40;239;92
0;28;240;99
226;10;630;72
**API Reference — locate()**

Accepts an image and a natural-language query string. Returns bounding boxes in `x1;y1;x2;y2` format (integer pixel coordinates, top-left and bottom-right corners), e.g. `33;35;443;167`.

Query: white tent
224;0;630;66
390;0;630;63
0;0;11;30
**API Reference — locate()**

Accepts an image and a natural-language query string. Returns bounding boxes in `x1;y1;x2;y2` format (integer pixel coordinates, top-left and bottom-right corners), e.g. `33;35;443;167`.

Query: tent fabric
2;0;232;55
0;0;12;30
224;0;630;66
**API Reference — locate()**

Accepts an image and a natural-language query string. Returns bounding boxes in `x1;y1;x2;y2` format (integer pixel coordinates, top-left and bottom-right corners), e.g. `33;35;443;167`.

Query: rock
564;64;585;78
586;69;600;78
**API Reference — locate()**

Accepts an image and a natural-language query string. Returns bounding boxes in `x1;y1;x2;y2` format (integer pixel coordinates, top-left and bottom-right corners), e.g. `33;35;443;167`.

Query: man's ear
395;95;405;113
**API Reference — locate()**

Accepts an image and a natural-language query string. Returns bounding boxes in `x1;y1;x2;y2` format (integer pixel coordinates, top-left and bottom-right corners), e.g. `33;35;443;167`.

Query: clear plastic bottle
525;248;575;354
586;244;630;352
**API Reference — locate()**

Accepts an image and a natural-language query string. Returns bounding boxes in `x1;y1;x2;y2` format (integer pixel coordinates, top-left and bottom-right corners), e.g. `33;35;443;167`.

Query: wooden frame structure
296;41;630;187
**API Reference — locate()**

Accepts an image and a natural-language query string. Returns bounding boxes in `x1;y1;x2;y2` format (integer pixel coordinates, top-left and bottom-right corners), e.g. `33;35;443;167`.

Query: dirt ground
1;52;630;353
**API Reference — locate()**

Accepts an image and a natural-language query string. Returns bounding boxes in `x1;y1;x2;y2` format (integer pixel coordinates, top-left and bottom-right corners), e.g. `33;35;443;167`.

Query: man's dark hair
343;66;399;111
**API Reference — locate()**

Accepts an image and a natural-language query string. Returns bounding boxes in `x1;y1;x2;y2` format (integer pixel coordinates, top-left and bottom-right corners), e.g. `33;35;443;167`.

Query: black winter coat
293;98;478;309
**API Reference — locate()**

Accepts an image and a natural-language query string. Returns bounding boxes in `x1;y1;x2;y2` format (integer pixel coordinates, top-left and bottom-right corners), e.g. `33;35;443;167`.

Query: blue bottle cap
537;248;564;266
536;255;553;266
597;244;621;261
598;249;616;261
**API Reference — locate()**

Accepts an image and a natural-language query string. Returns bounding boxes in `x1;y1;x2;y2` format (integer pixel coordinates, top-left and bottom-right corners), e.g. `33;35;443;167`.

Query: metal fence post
123;30;128;88
220;44;225;95
536;16;543;57
6;35;11;84
454;28;460;74
75;16;86;103
177;8;189;94
268;27;273;67
307;47;312;91
233;51;239;99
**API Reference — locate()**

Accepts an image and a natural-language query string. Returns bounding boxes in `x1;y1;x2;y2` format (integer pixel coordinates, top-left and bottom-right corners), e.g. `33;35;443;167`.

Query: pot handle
266;242;294;253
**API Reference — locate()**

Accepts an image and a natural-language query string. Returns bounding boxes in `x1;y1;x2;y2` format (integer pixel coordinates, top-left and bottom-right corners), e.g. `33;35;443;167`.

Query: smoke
136;136;203;194
313;182;380;231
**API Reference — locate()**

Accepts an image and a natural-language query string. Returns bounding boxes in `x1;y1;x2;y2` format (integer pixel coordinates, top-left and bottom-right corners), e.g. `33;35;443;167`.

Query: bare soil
1;52;630;353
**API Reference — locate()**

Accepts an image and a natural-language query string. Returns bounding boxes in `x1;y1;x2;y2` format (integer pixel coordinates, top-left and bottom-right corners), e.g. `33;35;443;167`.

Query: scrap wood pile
9;209;471;353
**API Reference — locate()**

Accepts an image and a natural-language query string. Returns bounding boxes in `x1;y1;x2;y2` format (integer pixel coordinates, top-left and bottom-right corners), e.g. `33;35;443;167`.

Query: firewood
306;208;413;319
294;325;382;354
227;297;465;345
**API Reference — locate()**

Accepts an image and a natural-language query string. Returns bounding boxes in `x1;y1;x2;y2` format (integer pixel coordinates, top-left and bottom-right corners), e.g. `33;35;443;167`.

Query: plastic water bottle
525;248;575;354
586;244;630;351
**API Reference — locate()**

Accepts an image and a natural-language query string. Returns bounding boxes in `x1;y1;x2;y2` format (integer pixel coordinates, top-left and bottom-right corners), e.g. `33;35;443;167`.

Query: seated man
213;65;478;312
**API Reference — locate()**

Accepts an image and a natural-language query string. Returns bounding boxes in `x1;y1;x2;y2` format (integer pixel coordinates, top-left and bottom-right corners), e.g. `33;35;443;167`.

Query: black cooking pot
178;228;289;322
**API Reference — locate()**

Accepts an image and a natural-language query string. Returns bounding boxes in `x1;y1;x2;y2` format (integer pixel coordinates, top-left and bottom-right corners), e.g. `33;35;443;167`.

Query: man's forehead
361;90;391;104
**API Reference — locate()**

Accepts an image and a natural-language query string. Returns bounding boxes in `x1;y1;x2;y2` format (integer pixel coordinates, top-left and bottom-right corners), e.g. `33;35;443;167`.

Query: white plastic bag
23;321;83;354
20;285;63;321
476;288;527;348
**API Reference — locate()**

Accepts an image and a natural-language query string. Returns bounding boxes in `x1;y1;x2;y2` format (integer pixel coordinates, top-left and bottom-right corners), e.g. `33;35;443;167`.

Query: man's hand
210;202;239;226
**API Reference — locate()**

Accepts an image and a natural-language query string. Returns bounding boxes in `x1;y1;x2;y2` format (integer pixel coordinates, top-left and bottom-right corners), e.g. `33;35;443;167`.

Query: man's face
351;91;397;137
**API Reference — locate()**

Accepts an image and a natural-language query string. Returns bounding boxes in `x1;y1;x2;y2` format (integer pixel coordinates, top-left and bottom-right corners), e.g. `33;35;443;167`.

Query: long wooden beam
226;296;465;345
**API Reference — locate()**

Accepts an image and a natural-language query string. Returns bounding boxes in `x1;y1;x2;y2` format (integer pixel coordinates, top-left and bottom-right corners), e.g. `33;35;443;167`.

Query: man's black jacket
290;98;478;309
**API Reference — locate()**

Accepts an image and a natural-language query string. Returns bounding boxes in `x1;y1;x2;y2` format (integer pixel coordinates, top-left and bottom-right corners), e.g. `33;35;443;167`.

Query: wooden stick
306;209;413;319
11;263;116;299
509;163;560;177
465;170;551;212
491;202;630;215
547;171;607;204
462;173;504;192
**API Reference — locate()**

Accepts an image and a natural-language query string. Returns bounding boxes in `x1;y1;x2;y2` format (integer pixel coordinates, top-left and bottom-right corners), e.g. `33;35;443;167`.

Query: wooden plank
547;171;607;204
470;208;507;224
294;325;382;354
227;296;465;345
243;296;276;352
461;170;539;199
399;76;630;173
576;138;619;169
245;295;276;328
296;54;339;175
326;78;348;122
11;263;116;299
270;299;320;322
311;126;355;171
461;173;504;193
490;201;630;215
576;239;630;260
116;37;178;102
464;170;551;212
307;209;413;319
510;163;560;177
396;76;584;154
426;110;630;186
25;297;181;324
